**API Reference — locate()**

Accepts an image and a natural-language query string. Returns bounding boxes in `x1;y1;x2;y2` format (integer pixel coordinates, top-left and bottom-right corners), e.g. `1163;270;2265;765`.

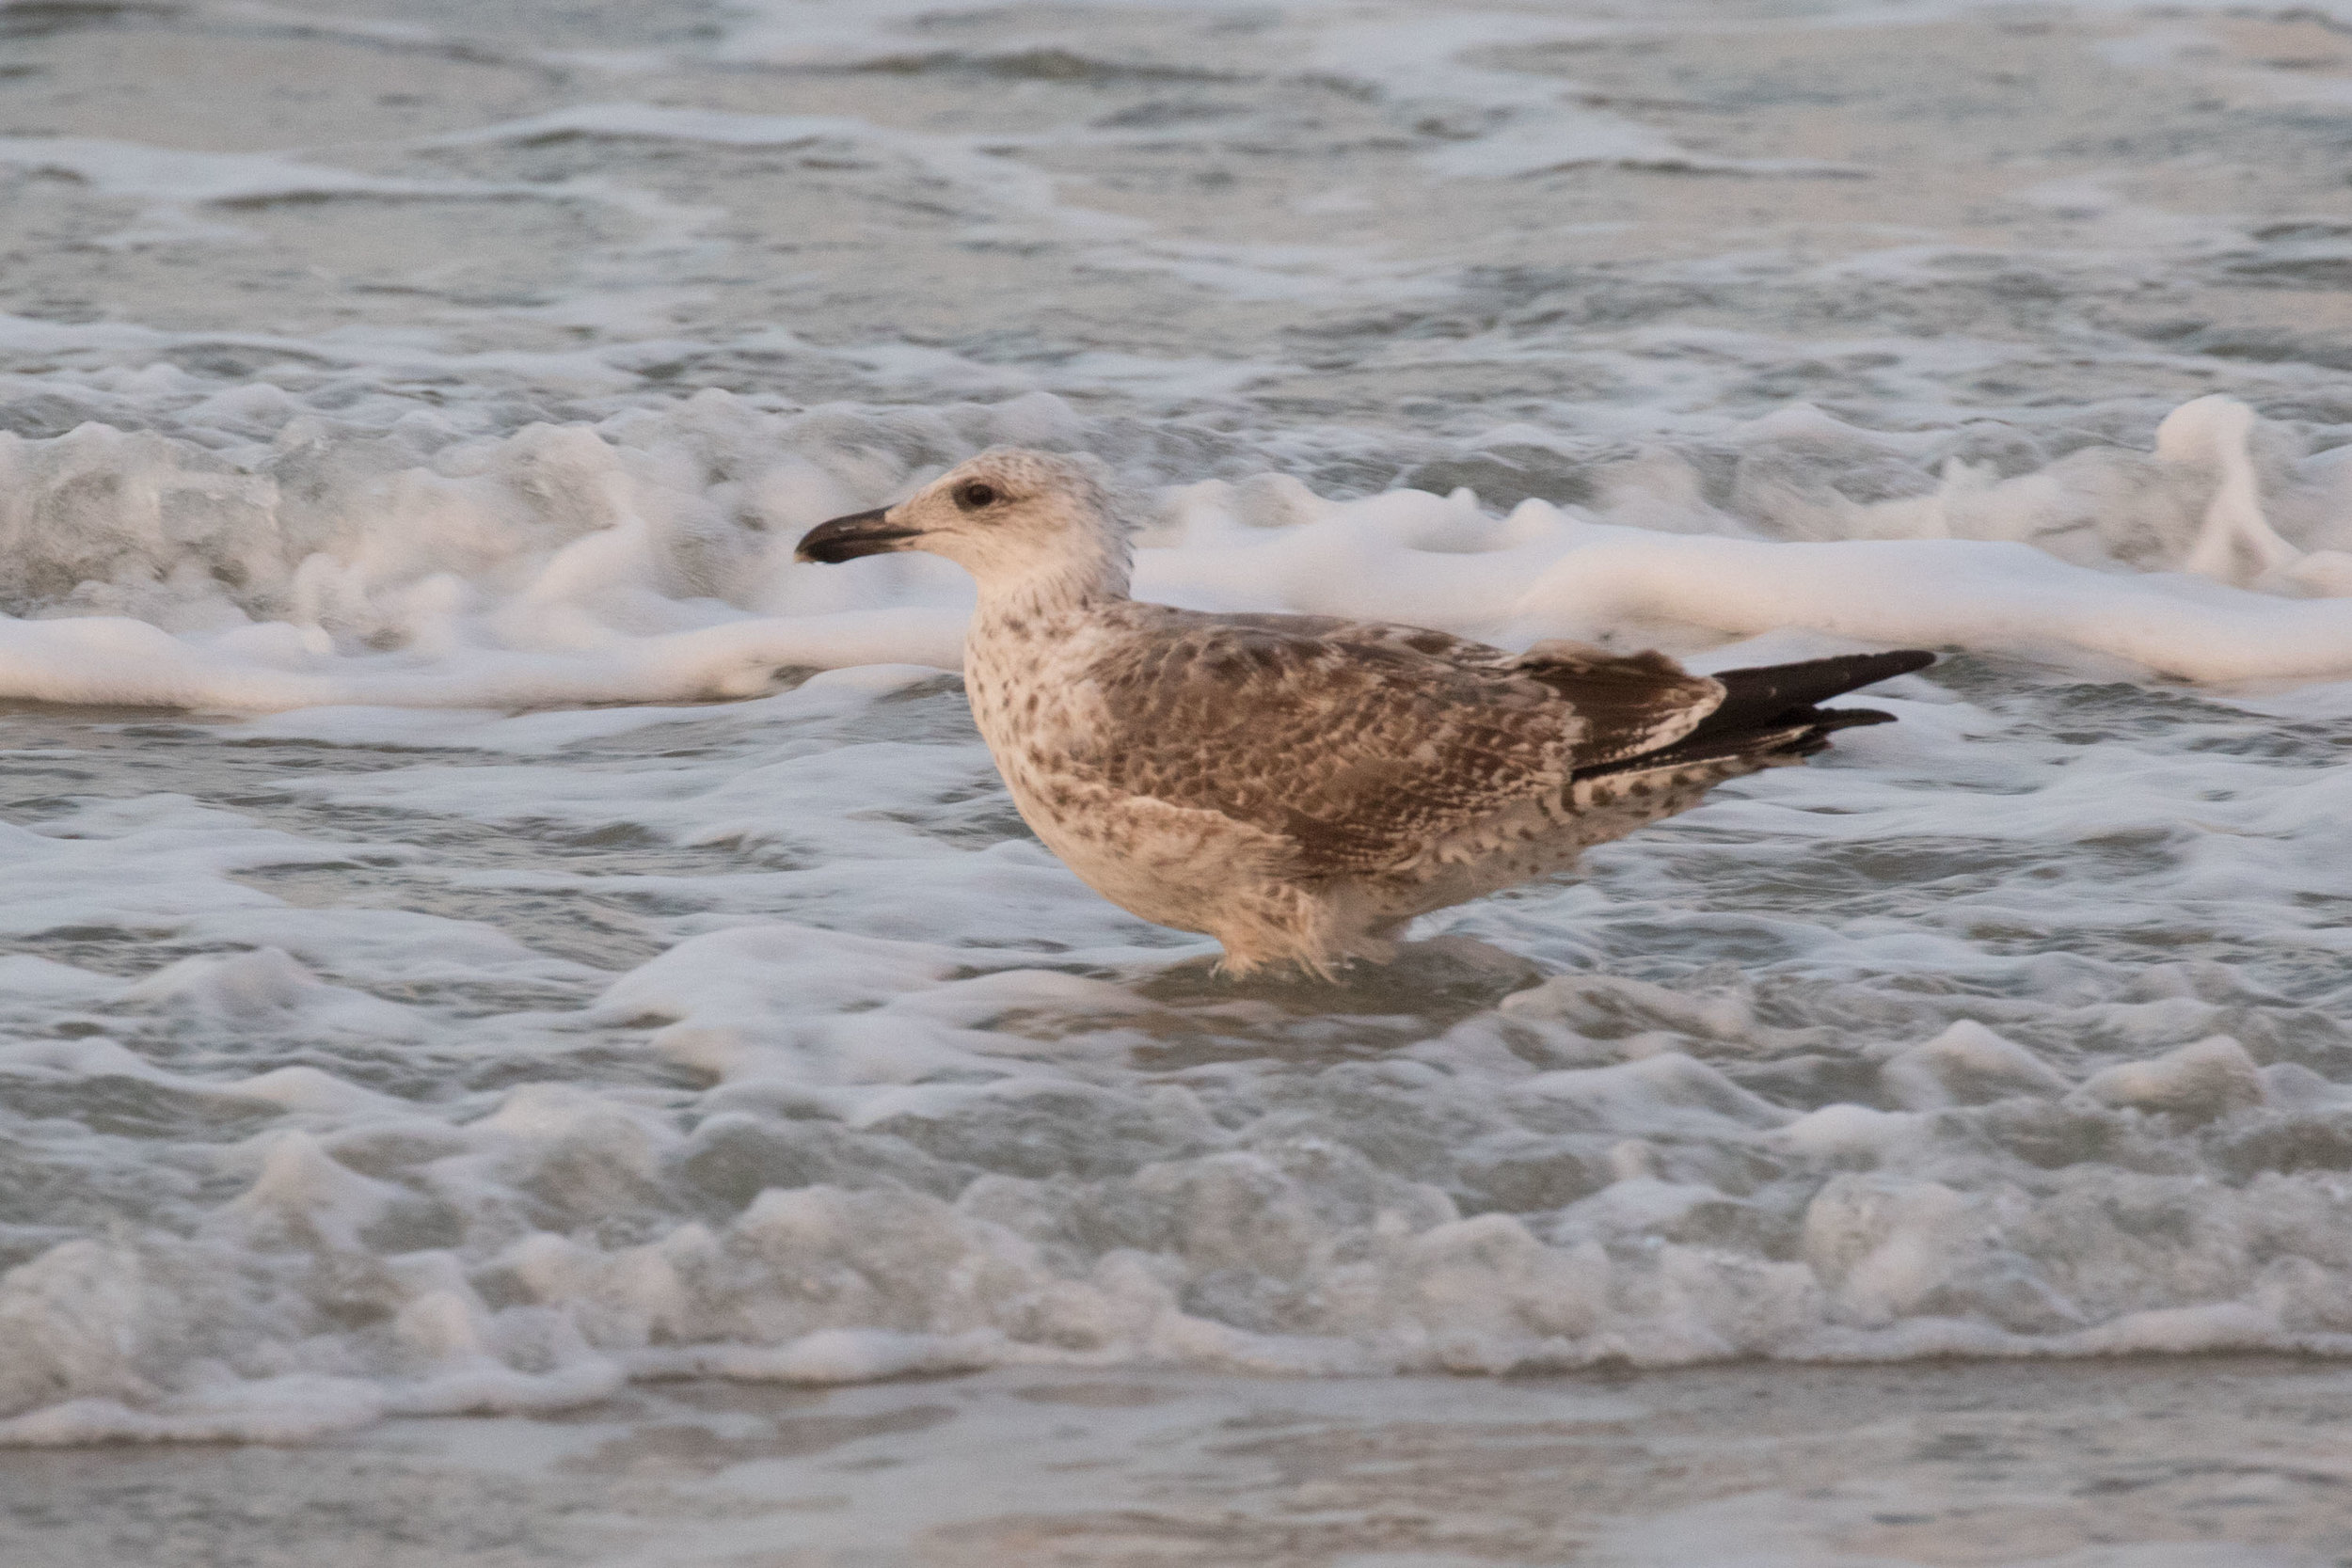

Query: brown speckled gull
799;450;1934;974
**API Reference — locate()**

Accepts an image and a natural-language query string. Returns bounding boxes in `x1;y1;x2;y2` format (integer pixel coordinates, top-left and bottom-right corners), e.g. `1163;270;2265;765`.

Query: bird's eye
953;481;999;511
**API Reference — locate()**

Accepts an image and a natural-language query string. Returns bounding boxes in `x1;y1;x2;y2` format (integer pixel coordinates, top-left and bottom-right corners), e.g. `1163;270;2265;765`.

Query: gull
798;450;1932;975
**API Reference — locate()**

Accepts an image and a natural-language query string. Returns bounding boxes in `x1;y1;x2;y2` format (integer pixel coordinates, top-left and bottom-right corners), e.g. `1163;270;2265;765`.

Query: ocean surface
4;0;2352;1465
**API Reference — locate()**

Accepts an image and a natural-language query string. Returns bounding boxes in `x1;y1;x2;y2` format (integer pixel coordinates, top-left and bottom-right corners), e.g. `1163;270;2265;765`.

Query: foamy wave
10;933;2352;1444
0;390;2346;710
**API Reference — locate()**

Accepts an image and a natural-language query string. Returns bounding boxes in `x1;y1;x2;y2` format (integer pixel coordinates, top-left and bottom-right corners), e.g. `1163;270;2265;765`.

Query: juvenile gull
799;451;1934;974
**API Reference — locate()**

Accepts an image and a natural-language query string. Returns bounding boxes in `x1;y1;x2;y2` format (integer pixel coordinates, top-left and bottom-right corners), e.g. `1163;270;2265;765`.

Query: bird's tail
1573;649;1934;781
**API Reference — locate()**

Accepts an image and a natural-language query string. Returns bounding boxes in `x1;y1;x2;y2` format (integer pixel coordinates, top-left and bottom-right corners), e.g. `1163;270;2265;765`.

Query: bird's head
794;449;1130;600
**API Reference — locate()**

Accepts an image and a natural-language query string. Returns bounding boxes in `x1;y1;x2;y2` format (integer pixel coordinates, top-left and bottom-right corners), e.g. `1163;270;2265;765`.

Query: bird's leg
1209;940;1267;979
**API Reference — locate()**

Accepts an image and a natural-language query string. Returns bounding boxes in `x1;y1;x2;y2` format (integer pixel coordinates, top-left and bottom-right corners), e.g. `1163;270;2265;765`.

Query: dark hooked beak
794;507;924;564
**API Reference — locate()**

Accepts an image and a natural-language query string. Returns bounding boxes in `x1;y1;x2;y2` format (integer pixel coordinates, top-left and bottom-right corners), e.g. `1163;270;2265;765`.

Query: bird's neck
972;545;1133;630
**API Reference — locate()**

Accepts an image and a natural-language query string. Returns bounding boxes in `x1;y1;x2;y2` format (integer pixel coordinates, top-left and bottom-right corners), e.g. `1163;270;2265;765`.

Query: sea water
4;0;2352;1444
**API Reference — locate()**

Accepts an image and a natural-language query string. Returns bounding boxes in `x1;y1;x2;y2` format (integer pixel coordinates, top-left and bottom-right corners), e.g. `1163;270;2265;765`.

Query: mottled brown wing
1081;610;1722;878
1507;640;1725;766
1227;622;1726;768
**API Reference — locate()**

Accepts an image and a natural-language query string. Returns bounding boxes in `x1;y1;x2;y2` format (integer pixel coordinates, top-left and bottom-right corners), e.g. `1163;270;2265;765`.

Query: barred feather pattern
961;593;1919;973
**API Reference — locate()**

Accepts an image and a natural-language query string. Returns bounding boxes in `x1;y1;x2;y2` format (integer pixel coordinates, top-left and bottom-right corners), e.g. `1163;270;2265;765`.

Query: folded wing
1085;612;1740;877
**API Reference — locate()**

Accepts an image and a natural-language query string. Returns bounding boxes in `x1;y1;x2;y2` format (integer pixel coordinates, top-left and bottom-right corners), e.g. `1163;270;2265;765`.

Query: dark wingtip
1711;648;1936;688
1810;705;1899;732
1575;652;1932;782
1700;649;1936;734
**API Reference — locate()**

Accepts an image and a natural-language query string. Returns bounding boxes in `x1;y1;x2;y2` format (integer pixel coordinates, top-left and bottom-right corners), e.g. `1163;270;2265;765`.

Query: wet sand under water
7;1354;2351;1566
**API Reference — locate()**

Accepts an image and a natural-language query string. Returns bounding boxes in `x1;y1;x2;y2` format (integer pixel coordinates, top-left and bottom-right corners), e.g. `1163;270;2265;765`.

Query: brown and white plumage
798;450;1933;974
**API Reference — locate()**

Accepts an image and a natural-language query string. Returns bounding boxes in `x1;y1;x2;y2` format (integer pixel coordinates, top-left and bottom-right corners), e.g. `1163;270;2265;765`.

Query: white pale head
795;448;1131;603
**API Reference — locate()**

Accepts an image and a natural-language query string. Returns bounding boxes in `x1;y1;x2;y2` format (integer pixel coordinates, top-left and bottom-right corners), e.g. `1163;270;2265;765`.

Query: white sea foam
0;387;2347;713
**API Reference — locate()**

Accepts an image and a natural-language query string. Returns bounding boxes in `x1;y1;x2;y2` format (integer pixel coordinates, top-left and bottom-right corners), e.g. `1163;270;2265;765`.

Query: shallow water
5;0;2352;1459
15;1356;2352;1567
